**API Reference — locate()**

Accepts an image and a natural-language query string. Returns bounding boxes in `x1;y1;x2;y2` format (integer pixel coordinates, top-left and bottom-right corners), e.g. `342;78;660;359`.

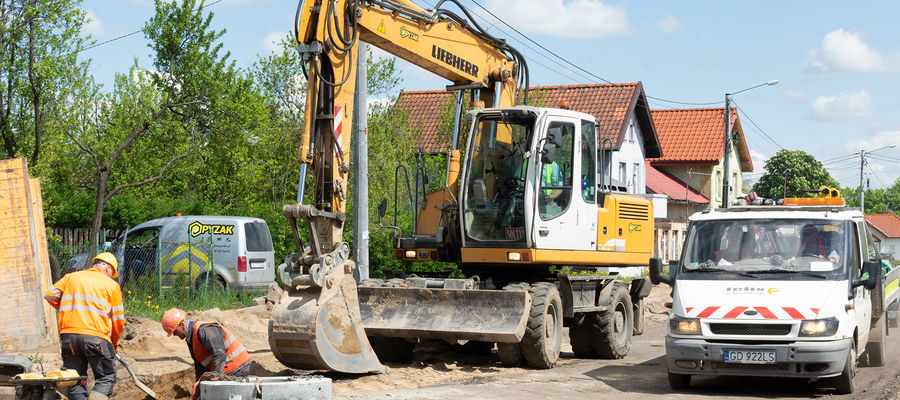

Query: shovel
115;353;157;399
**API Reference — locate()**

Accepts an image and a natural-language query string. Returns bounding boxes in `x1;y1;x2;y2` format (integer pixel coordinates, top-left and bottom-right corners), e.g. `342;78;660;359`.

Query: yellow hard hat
93;252;118;279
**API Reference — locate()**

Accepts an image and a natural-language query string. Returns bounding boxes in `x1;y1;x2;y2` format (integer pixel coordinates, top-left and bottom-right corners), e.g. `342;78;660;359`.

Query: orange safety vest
44;268;125;346
190;322;250;374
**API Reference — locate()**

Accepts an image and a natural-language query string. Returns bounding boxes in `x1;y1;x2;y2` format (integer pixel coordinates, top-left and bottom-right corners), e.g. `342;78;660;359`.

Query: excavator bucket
358;287;531;342
268;261;385;374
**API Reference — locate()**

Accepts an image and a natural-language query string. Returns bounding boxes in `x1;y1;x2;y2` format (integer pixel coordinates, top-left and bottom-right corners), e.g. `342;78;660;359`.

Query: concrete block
200;376;331;400
266;283;283;304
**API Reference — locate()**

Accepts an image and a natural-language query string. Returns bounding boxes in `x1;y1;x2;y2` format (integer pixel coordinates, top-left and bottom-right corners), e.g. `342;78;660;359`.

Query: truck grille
709;323;792;336
618;202;649;220
711;362;789;372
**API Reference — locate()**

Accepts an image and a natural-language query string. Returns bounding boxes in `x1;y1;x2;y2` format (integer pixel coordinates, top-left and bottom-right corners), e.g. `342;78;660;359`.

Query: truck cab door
533;117;594;251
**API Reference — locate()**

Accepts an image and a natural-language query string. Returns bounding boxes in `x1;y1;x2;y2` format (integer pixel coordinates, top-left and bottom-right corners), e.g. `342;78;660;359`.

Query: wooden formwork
0;158;58;352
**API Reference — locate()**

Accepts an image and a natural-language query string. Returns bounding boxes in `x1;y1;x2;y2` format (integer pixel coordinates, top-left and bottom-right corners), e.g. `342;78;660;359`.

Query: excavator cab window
580;120;597;203
464;114;533;242
539;121;574;220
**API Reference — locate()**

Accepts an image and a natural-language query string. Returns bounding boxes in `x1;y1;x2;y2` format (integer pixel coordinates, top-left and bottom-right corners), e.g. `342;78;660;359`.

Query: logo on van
189;221;235;237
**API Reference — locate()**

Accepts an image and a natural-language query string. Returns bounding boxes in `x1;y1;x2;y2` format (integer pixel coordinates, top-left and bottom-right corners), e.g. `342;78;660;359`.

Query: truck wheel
865;313;887;367
568;312;598;358
370;337;414;363
633;298;645;336
497;342;525;367
520;283;563;369
667;371;691;389
594;283;633;359
834;344;856;394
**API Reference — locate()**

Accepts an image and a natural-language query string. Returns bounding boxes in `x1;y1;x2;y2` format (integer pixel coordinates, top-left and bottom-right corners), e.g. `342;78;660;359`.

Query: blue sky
82;0;900;190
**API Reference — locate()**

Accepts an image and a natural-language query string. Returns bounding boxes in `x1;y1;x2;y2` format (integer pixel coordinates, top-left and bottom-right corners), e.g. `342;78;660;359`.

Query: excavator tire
594;283;633;359
369;337;414;363
520;282;563;369
497;283;529;367
568;312;599;358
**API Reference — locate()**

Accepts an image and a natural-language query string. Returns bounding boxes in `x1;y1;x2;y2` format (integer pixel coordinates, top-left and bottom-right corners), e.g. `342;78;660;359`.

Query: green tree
752;149;839;199
0;0;89;167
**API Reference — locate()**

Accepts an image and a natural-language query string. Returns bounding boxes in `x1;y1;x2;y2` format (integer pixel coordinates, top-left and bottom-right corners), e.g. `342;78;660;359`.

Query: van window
245;222;273;252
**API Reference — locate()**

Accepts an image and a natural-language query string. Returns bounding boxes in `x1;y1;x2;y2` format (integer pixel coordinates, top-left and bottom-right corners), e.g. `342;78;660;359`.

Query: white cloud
82;9;105;38
836;130;900;188
654;16;681;34
843;130;900;153
749;149;768;170
809;90;875;120
802;29;896;74
782;88;807;103
259;31;287;57
483;0;630;39
113;0;269;5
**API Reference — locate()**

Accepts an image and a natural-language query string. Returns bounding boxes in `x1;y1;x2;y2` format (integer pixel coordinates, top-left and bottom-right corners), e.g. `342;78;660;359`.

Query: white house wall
604;115;647;194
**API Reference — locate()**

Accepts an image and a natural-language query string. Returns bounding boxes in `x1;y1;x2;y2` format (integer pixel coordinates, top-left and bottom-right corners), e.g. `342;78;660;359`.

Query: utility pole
352;44;369;282
721;94;732;209
859;150;865;213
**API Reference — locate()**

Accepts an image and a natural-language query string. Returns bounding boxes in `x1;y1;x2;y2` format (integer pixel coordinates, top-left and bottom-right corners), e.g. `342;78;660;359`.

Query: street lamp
859;144;897;212
721;80;779;208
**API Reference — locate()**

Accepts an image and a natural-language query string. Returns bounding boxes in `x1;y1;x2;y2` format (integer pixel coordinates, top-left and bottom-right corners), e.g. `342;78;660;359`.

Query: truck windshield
464;113;534;243
681;218;850;280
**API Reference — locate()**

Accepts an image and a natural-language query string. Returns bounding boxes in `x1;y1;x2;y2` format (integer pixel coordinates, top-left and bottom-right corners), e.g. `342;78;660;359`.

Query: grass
123;286;265;321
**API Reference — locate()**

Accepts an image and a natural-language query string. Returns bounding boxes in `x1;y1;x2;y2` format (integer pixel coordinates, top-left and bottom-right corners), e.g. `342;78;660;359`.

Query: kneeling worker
44;252;124;400
161;308;251;380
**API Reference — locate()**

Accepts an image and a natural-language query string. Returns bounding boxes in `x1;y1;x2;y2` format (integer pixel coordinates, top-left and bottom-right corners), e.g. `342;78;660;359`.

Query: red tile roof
649;108;753;172
394;90;456;152
645;163;709;204
394;83;661;157
865;213;900;238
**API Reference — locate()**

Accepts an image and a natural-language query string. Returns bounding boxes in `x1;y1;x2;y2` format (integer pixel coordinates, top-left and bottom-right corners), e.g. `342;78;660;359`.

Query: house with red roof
865;213;900;259
649;108;753;209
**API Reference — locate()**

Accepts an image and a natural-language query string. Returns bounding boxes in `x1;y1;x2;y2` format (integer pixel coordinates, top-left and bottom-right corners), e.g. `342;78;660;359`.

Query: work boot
87;391;109;400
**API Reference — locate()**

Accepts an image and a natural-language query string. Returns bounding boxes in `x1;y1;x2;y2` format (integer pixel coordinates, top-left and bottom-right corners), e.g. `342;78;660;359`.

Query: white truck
649;196;900;394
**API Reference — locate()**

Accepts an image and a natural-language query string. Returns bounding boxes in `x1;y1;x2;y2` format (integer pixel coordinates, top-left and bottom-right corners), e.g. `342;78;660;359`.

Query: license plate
723;349;776;364
250;261;266;269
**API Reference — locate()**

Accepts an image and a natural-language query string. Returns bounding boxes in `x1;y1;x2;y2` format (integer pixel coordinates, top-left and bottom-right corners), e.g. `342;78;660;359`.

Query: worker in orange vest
44;252;124;400
161;308;251;381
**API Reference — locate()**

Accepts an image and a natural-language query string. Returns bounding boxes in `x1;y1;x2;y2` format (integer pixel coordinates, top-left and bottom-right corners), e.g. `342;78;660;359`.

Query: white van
108;215;276;292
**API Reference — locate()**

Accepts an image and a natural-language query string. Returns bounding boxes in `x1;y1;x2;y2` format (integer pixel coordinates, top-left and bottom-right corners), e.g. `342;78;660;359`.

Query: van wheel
668;371;691;389
833;343;856;394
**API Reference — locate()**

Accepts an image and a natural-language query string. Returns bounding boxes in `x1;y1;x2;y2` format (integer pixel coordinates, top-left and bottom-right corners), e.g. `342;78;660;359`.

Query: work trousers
60;333;117;400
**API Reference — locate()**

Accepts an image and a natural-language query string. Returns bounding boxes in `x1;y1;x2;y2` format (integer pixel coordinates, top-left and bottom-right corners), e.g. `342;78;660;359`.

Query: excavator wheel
520;282;563;368
568;312;599;358
497;283;529;366
594;283;633;359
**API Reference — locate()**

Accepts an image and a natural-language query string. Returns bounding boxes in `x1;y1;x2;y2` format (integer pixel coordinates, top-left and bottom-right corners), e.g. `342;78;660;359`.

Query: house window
633;162;639;192
619;162;626;186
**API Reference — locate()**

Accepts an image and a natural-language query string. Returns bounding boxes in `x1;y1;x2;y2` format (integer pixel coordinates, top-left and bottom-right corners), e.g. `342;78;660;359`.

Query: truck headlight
799;317;839;337
670;316;701;335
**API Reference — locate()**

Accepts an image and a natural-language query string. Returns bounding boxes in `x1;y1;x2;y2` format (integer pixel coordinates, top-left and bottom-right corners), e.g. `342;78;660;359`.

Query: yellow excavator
268;0;661;373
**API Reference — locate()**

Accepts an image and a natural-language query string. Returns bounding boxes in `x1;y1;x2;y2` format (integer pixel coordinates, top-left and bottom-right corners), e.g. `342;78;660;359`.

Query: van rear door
242;220;275;285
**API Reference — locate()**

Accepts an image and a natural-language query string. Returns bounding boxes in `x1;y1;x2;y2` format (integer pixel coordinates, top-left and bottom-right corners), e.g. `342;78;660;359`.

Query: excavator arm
270;0;529;374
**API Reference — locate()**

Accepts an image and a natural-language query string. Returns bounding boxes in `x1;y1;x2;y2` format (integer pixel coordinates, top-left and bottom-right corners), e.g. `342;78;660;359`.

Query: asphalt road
337;318;900;400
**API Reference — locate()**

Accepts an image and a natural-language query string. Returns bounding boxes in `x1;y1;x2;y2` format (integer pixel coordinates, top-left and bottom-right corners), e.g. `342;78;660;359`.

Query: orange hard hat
161;308;187;337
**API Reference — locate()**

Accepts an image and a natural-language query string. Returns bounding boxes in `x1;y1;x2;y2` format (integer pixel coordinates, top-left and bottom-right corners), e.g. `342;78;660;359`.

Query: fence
48;228;219;301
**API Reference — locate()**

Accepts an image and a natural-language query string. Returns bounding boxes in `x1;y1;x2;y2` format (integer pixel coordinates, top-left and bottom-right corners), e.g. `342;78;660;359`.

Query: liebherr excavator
268;0;661;374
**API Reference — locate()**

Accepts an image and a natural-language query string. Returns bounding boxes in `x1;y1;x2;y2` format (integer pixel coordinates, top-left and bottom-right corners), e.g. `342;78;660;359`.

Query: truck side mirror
541;126;562;164
377;199;388;222
648;257;671;285
853;260;881;290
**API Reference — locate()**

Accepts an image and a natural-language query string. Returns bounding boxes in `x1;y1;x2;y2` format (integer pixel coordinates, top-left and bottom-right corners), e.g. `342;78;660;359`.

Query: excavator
268;0;661;373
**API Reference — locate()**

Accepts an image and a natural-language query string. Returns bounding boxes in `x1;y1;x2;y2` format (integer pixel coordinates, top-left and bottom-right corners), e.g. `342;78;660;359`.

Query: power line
821;153;858;164
865;160;887;188
733;101;784;150
465;0;722;106
79;0;226;53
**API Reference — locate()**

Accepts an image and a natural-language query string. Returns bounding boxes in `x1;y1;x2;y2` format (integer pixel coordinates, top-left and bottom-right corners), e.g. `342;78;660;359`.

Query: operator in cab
44;252;124;400
161;308;251;382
